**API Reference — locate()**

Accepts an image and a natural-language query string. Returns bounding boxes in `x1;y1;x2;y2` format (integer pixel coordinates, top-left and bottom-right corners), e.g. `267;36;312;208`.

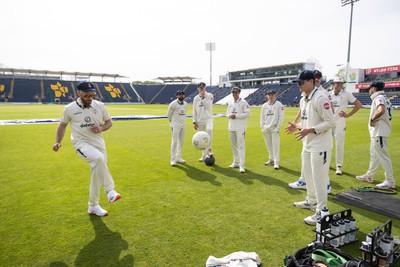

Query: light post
205;42;215;86
341;0;360;82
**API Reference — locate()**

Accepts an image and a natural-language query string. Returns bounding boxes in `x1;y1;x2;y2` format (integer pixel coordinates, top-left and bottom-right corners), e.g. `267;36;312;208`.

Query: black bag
284;242;358;267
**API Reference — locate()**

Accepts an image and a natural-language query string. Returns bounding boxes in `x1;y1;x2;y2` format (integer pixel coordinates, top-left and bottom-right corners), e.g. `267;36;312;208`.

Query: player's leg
311;150;330;213
176;127;186;162
229;131;239;166
262;131;273;164
237;130;246;170
205;120;214;155
335;120;346;174
374;137;395;187
272;131;280;167
170;127;179;164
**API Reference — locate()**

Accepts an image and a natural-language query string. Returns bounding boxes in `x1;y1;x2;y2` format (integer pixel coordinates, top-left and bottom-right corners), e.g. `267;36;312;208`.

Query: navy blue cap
314;70;322;78
292;70;315;83
197;82;206;88
77;81;96;92
266;89;276;94
176;90;185;95
368;81;385;90
231;87;241;93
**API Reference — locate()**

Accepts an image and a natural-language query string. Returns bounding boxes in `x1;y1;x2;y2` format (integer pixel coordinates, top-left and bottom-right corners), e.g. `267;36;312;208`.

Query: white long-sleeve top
192;92;214;124
300;88;335;152
330;89;357;120
260;100;284;132
369;91;392;137
226;98;250;131
167;99;187;128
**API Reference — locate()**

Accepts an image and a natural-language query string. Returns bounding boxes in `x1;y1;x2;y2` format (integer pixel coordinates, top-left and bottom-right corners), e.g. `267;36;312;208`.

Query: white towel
206;251;261;267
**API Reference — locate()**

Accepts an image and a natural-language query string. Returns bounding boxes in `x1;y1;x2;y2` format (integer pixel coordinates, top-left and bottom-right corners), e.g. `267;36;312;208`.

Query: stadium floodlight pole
341;0;360;82
205;42;216;85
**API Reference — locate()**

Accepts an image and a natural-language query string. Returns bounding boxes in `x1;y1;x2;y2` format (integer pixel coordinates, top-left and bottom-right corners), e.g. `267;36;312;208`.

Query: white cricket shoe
288;179;307;189
293;200;317;210
264;160;274;166
107;190;121;203
356;174;374;183
177;158;186;163
274;163;280;170
336;166;343;175
88;205;108;216
229;163;240;168
170;160;177;166
198;157;205;162
304;212;321;226
239;168;246;173
376;181;396;190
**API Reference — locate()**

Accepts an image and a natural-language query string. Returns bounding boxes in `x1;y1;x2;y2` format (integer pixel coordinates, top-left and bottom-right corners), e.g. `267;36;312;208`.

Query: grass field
0;104;399;266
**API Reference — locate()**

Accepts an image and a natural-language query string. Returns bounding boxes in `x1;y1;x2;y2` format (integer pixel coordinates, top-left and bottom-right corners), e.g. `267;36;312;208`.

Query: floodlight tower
341;0;360;82
205;42;216;86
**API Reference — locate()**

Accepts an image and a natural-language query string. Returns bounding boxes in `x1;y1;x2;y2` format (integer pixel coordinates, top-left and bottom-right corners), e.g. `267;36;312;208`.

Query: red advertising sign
356;81;400;89
364;65;400;75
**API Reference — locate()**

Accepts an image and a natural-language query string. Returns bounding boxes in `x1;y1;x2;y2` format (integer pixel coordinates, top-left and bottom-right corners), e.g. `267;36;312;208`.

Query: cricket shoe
274;163;280;170
356;174;374;183
239;167;246;173
198;157;205;162
177;158;186;163
293;200;317;210
264;160;274;166
304;212;321;226
376;181;396;190
107;190;121;203
288;179;307;189
229;163;240;168
170;160;177;166
336;166;343;175
88;205;108;217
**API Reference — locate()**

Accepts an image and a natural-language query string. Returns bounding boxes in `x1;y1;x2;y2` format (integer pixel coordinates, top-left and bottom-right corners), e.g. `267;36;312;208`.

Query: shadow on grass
74;216;134;266
175;163;222;186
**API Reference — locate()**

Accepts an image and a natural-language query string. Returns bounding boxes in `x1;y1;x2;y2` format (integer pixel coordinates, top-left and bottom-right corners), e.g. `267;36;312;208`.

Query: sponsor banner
356;81;400;89
364;65;400;75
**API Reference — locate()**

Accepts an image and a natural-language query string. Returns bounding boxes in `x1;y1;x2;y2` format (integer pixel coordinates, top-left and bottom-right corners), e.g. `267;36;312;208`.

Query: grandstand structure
1;63;399;107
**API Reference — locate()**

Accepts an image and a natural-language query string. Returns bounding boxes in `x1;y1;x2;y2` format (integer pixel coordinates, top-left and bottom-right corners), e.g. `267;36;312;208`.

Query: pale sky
1;0;399;84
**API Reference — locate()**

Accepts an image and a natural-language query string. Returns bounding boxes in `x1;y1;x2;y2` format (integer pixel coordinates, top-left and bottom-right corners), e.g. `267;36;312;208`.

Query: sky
0;0;399;84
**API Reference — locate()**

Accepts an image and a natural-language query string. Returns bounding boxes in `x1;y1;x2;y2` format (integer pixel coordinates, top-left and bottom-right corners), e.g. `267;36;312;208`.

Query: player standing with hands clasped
52;81;121;217
167;90;188;166
285;70;335;225
227;87;251;173
356;81;396;189
330;76;361;175
193;82;214;161
260;89;284;170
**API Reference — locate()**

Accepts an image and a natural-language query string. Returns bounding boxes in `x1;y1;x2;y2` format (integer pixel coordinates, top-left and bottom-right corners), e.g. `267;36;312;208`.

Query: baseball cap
197;82;206;88
266;89;276;94
176;90;185;95
77;81;96;92
292;70;315;83
368;81;385;90
314;70;322;79
231;87;241;93
332;77;346;83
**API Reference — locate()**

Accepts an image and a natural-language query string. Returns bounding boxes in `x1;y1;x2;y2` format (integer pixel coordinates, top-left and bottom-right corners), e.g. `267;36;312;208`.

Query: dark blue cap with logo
197;82;206;88
77;81;96;92
176;90;185;95
266;89;276;94
368;81;385;90
292;70;315;83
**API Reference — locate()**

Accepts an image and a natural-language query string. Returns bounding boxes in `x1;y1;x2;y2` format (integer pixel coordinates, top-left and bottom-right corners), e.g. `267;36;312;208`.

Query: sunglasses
81;93;96;99
297;81;305;86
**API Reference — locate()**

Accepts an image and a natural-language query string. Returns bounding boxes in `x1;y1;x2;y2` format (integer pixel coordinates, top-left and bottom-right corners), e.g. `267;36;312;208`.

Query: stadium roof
155;76;197;83
0;67;127;79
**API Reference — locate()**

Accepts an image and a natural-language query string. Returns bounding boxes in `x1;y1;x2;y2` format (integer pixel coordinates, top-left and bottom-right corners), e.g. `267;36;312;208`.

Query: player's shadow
74;216;134;267
175;163;222;186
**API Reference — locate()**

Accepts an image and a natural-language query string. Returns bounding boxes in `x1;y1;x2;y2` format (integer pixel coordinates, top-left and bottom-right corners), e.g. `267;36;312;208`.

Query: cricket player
227;87;251;173
330;76;361;175
52;81;121;217
193;82;214;161
260;89;284;170
356;81;396;189
288;70;333;193
285;70;335;225
167;90;188;166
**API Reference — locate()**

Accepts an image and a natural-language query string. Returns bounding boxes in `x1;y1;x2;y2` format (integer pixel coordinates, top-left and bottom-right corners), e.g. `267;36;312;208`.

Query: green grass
0;104;399;266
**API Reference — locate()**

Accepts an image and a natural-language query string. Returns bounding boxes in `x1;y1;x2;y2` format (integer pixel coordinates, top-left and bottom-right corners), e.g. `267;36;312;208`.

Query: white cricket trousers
302;149;331;213
198;120;214;158
366;137;395;184
334;118;346;167
75;143;115;206
262;130;280;164
170;126;185;162
229;130;246;168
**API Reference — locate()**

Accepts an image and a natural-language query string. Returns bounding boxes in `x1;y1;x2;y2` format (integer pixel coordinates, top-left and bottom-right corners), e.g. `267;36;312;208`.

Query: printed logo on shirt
301;109;307;120
80;116;95;128
324;102;330;110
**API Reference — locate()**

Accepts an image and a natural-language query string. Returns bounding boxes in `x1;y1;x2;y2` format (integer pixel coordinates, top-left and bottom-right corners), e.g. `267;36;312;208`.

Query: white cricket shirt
167;99;187;128
330;90;357;120
369;91;392;137
193;92;214;124
226;98;250;131
260;100;284;131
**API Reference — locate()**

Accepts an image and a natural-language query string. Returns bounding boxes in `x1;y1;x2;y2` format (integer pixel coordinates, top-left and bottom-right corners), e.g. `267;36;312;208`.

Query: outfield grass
0;104;399;266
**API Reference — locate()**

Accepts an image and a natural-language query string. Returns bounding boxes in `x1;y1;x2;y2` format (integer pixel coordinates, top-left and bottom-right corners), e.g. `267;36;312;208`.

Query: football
192;131;211;150
204;155;215;166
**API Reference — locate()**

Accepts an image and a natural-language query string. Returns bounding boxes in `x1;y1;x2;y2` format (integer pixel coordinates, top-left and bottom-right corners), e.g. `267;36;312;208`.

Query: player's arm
370;104;385;127
53;122;68;151
293;108;301;124
339;97;361;118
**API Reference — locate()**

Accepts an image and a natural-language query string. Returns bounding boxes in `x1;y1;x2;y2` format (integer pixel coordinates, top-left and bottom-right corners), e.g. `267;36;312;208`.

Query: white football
192;131;211;150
